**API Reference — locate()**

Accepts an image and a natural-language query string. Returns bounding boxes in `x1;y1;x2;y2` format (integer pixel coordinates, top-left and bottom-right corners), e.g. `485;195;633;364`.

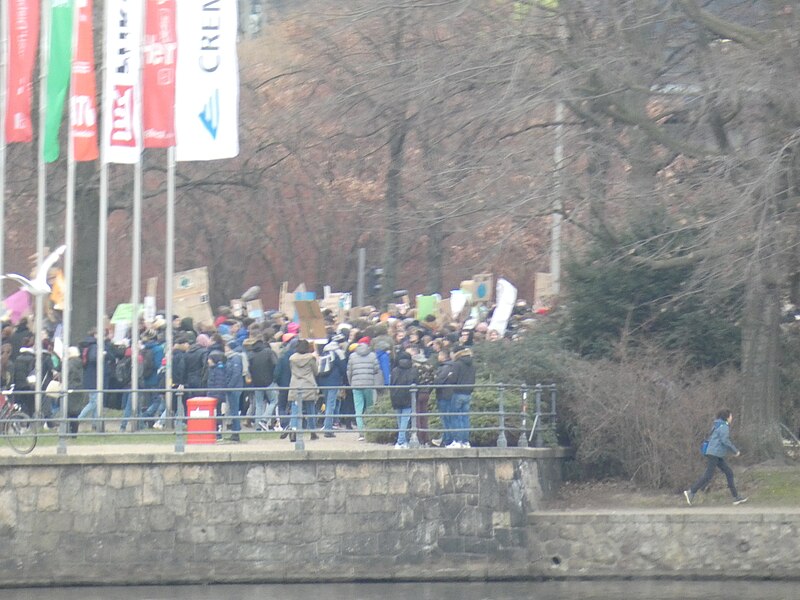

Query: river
0;581;795;600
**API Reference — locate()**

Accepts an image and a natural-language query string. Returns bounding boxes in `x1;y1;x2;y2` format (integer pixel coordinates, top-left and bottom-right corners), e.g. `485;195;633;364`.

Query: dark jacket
206;350;227;400
11;347;36;391
317;343;347;388
274;336;298;387
451;348;476;395
172;347;188;387
389;353;417;409
184;343;208;393
434;359;456;402
246;340;277;387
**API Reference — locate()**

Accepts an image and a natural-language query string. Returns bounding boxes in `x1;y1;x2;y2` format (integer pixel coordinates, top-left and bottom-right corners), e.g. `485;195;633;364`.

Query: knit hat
411;353;428;364
348;343;359;353
196;333;211;347
287;322;300;334
358;336;371;345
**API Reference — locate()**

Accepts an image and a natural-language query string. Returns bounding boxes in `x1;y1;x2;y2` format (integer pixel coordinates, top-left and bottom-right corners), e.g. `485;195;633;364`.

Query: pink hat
196;334;211;347
287;322;300;334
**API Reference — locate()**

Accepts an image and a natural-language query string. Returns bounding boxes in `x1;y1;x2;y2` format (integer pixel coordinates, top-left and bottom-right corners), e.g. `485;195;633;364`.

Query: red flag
143;0;177;148
70;0;99;161
5;0;40;143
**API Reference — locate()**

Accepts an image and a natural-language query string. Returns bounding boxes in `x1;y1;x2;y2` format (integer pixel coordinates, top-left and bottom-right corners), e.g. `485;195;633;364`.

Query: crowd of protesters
0;298;545;446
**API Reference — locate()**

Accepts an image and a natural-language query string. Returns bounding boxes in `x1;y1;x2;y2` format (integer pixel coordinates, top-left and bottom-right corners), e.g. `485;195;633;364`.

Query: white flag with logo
175;1;240;161
101;0;143;164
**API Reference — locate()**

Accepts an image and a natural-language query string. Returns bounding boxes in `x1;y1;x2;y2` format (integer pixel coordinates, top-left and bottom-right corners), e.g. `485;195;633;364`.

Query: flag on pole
70;0;98;161
43;0;74;163
143;0;177;148
5;0;40;143
102;0;143;164
175;1;239;161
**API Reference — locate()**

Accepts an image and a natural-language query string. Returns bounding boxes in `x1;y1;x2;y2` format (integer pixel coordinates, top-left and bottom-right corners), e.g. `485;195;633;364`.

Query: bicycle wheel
6;412;37;454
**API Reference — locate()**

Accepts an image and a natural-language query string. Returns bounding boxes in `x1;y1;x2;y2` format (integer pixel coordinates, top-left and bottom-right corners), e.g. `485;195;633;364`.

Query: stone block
36;487;59;512
335;462;371;480
28;468;59;487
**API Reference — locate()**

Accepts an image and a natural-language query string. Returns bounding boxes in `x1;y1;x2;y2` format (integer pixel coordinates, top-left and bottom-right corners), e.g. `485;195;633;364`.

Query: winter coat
317;342;347;387
412;356;436;391
705;418;739;457
66;356;88;418
390;353;417;409
246;340;277;387
11;348;36;391
289;352;318;402
225;351;245;390
142;340;165;388
274;336;299;387
347;343;380;388
375;349;391;385
183;344;208;393
434;360;456;402
451;348;476;395
78;335;99;390
171;348;188;387
206;351;227;400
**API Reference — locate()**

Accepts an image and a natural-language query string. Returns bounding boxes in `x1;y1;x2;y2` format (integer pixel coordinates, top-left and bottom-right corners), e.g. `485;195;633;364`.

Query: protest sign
473;273;493;303
488;278;518;336
416;294;439;321
246;299;265;322
173;267;213;326
294;300;328;340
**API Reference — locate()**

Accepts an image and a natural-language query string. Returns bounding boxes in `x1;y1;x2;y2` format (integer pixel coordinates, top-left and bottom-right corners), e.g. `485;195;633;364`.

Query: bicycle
0;386;38;454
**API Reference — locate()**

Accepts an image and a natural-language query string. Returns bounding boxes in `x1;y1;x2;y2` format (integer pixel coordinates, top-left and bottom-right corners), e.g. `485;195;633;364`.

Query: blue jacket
375;350;391;385
317;351;347;387
706;418;738;457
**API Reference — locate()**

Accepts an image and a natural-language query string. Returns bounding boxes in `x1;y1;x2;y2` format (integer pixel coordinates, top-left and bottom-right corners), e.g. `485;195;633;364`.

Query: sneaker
394;442;409;449
152;422;164;430
227;434;241;443
324;432;335;438
431;438;442;447
274;422;283;432
358;435;365;442
733;496;748;505
683;490;694;506
256;420;268;431
461;441;471;449
446;441;462;449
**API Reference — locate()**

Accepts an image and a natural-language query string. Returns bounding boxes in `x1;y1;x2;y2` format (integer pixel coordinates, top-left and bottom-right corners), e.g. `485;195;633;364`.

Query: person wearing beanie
346;337;380;441
287;322;300;335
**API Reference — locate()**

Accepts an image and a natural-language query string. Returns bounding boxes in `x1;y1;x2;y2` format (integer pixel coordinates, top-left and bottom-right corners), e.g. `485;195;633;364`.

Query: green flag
43;0;74;163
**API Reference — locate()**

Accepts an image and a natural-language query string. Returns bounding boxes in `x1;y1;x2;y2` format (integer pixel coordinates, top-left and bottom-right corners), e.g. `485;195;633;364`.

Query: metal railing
0;383;558;455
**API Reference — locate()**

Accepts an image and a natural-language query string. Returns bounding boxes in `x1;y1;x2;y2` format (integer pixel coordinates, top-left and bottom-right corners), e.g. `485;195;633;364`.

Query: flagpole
165;147;175;427
38;1;52;426
0;0;8;388
96;0;111;431
59;0;79;455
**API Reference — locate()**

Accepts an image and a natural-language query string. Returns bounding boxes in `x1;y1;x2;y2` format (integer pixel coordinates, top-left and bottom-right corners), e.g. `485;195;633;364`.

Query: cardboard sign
534;272;554;307
473;273;493;303
246;299;264;322
294;300;328;340
416;294;439;321
173;267;213;327
231;298;244;318
459;279;476;300
278;281;289;315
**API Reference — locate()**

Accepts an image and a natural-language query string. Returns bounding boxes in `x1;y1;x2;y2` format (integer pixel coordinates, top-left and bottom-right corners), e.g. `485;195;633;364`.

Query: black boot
289;432;296;443
310;433;319;440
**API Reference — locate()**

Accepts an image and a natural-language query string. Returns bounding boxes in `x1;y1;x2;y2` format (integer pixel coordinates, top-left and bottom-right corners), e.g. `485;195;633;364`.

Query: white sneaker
446;441;462;449
274;422;283;432
431;438;442;447
358;435;365;442
461;441;471;448
152;422;164;430
394;442;409;449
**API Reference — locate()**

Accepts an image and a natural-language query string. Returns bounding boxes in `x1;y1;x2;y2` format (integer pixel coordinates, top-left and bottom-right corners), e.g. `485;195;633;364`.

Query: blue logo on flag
199;90;220;139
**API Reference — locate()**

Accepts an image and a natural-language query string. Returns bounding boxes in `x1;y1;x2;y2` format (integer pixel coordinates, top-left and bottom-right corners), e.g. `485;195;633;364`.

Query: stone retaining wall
528;509;800;579
0;448;567;587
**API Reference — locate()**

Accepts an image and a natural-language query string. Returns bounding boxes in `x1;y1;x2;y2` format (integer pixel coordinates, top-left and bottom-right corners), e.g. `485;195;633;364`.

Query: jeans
290;399;317;431
120;392;141;431
437;396;454;445
452;392;472;444
77;392;98;420
322;387;339;431
226;391;241;433
253;384;279;424
352;388;373;433
690;455;739;498
396;407;412;445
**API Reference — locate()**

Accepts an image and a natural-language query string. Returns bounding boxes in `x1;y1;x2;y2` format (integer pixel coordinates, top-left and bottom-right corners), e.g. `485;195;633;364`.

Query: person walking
286;339;319;442
684;408;748;505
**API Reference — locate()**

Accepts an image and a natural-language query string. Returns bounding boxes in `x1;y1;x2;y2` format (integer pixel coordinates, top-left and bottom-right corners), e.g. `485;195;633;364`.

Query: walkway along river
1;436;799;586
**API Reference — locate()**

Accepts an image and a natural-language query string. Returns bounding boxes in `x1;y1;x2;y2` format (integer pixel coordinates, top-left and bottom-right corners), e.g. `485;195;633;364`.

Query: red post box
186;397;218;444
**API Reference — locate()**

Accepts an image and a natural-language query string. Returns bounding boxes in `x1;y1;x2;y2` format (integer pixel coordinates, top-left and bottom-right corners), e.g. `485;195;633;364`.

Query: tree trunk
426;220;443;295
382;118;407;305
739;270;783;460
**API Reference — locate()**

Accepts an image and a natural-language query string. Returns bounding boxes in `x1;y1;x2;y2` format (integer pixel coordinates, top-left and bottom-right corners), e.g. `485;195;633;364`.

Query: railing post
57;390;68;455
409;386;420;449
518;385;529;448
294;393;305;451
174;391;185;453
534;383;543;447
496;383;507;448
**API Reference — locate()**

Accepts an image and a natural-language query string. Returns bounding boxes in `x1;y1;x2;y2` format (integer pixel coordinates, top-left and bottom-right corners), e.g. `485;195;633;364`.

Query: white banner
488;278;518;337
175;1;239;161
101;0;143;164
